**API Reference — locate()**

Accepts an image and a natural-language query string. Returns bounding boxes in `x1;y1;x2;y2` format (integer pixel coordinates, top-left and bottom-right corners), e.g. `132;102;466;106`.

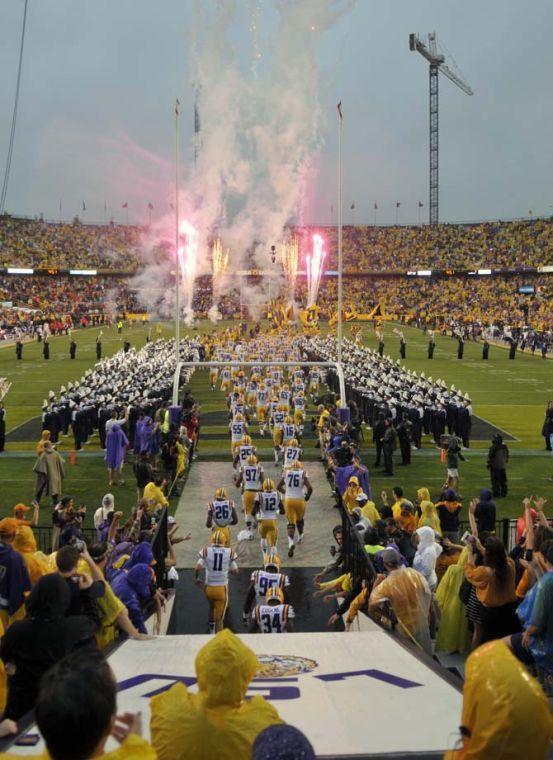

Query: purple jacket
105;425;129;470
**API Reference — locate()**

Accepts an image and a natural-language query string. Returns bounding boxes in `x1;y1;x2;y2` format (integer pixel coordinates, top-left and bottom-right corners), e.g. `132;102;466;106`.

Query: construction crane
409;32;473;225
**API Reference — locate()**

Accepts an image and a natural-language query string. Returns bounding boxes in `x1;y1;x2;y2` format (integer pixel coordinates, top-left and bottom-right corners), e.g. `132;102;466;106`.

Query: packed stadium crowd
302;217;553;270
0;214;552;343
2;213;553;273
0;215;143;271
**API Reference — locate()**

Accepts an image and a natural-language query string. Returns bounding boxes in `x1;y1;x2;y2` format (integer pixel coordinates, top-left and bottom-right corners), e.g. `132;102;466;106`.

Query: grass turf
0;319;551;524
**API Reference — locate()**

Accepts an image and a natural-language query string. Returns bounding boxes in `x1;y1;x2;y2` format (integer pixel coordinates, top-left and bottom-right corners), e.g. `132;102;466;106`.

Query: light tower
409;32;473;225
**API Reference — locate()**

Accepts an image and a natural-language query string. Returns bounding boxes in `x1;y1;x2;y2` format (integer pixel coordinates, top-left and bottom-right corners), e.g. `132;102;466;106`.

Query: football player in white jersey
206;486;238;546
277;460;313;558
235;454;265;537
252;478;284;555
209;364;219;391
282;438;303;471
256;383;269;436
242;555;290;626
292;390;307;436
308;367;320;401
271;405;287;464
250;586;295;633
220;366;232;393
282;416;297;447
195;530;238;633
229;412;247;456
231;434;256;475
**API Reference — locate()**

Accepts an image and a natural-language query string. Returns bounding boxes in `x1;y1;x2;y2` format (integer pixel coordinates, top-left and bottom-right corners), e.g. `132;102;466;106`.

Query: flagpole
337;102;343;377
175;99;180;369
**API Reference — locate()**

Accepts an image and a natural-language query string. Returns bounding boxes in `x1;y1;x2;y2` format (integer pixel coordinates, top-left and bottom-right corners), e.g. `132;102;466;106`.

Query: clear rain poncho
369;566;432;654
413;526;443;591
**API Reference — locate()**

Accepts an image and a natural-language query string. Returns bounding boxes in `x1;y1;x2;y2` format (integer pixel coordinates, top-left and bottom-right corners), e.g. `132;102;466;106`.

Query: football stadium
0;2;551;758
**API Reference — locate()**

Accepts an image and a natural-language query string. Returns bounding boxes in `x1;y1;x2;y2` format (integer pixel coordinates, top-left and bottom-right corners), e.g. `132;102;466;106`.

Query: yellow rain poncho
416;488;441;535
369;567;432;654
342;477;362;513
13;527;51;586
150;629;282;760
435;548;471;654
318;573;353;595
444;641;553;759
361;500;381;525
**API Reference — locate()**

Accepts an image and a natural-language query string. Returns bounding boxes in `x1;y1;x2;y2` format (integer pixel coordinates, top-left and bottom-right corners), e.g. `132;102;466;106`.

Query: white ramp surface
112;631;461;757
7;631;462;757
174;461;339;567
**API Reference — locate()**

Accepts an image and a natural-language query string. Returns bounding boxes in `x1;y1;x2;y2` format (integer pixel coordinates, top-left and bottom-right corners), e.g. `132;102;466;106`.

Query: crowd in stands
298;274;553;332
2;214;553;274
1;214;553;340
0;276;143;339
301;217;553;270
313;394;552;682
0;215;143;271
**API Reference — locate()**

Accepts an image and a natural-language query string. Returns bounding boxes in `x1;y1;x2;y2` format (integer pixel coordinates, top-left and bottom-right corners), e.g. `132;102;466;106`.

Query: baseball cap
355;492;368;503
13;504;31;517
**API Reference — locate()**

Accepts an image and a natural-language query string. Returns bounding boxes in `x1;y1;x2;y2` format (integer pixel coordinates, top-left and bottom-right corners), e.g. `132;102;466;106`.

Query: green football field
0;320;551;525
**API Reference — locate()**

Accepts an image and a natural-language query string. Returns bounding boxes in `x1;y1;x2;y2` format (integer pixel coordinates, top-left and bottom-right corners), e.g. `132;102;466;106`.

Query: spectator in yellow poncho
150;629;282;760
435;548;471;654
367;548;432;654
444;640;552;759
175;437;187;478
342;476;362;513
143;477;168;513
416;487;441;535
12;526;51;586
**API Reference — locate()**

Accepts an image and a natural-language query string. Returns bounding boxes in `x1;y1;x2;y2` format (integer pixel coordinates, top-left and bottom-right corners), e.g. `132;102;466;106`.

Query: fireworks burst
178;220;198;323
212;238;229;277
280;235;299;295
306;233;325;307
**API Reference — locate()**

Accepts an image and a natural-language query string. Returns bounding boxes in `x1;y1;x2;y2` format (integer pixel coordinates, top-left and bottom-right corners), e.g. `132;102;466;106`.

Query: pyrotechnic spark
306;233;325;307
280;235;299;290
212;238;229;277
178;220;198;322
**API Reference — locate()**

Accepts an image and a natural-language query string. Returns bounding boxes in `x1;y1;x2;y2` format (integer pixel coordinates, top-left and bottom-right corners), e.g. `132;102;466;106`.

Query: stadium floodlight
7;267;33;274
69;269;97;276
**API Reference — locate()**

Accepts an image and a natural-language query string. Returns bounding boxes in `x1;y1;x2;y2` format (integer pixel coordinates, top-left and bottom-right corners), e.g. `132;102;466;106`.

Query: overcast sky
1;0;552;226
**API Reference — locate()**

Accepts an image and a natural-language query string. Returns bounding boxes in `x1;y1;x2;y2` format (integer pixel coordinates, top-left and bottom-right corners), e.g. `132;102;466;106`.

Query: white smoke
135;0;356;317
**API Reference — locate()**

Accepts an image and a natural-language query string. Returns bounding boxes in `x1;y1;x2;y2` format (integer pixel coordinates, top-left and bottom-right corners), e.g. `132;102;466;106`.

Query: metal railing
151;507;169;589
32;525;97;554
340;503;377;592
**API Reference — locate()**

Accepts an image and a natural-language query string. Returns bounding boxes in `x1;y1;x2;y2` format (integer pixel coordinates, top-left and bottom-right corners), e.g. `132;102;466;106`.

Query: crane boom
437;61;473;97
409;32;474;224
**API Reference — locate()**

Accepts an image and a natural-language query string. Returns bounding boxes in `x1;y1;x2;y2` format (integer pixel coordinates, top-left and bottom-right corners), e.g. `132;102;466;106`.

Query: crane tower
409;32;473;225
